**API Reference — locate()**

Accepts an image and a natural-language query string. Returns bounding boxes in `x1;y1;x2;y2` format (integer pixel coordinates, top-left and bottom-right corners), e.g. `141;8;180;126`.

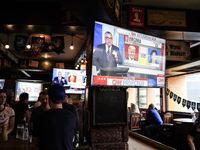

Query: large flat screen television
15;80;43;102
52;68;86;91
0;79;5;89
91;21;166;87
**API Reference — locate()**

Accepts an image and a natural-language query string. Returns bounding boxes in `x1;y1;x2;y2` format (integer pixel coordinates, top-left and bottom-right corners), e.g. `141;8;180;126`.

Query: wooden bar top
0;135;90;150
0;135;38;150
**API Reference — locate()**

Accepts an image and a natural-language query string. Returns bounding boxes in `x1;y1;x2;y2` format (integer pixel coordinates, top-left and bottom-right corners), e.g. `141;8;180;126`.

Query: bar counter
0;135;90;150
0;135;38;150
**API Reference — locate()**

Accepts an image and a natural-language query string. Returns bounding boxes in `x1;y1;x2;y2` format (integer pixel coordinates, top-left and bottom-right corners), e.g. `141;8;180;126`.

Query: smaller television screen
65;89;85;94
15;81;43;101
0;79;5;89
52;68;86;89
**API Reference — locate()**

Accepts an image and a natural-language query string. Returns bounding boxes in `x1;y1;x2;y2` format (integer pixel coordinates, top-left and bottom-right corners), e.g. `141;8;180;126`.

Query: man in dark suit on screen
53;71;67;86
92;31;122;74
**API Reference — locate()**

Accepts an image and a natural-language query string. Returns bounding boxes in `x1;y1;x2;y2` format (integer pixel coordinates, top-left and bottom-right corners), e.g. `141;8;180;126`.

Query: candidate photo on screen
124;44;139;64
148;49;160;65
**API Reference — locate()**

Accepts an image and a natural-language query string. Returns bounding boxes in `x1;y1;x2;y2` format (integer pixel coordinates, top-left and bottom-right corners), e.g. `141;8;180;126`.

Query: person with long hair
149;50;159;64
0;89;15;136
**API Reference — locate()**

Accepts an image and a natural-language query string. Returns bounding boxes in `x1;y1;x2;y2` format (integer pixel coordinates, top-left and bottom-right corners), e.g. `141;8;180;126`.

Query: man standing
53;71;67;86
92;31;122;73
30;91;50;131
33;84;76;150
13;93;30;134
126;45;137;61
145;103;163;139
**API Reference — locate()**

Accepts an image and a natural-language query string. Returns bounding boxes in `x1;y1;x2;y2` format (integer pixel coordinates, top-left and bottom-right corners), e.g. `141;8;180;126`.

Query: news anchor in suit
93;31;122;73
53;71;67;86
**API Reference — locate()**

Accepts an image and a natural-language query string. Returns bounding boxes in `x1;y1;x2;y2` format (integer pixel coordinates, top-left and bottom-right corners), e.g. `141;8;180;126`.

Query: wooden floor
128;136;157;150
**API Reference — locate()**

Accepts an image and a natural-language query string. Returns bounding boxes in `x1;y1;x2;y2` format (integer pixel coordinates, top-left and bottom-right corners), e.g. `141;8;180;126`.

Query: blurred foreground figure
33;84;76;150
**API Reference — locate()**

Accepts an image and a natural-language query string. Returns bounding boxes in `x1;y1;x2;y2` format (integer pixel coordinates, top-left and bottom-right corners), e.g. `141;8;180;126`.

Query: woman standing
0;89;15;136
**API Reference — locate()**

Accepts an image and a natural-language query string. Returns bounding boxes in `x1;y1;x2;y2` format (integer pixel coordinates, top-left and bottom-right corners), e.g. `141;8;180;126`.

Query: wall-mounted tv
91;21;166;87
15;80;43;102
52;68;86;90
0;79;5;89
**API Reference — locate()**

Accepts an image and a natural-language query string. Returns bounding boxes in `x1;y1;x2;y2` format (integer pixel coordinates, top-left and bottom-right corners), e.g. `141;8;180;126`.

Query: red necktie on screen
107;46;110;61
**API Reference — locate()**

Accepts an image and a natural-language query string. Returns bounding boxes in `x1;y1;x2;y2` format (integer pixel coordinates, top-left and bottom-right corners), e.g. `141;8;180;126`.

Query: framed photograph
29;60;39;68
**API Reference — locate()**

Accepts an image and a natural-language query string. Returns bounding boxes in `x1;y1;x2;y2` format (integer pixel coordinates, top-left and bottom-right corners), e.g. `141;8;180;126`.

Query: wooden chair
130;113;141;133
160;112;175;145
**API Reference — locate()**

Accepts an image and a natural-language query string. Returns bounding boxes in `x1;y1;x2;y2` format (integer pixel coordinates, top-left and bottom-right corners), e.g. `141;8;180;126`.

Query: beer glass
16;124;24;139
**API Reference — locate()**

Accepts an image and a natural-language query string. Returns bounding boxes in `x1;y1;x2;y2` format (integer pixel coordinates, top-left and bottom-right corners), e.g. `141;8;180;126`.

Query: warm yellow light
5;44;9;49
70;45;74;50
77;64;79;67
45;61;49;65
45;55;48;58
81;59;84;63
40;35;44;38
27;44;31;49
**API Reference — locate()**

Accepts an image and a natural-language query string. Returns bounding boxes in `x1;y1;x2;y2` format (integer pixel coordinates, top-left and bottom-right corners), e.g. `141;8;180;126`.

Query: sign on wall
129;6;144;27
147;10;186;27
166;40;190;61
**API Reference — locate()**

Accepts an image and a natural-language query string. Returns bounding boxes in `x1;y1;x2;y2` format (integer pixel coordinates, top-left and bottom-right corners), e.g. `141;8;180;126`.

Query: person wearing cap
33;84;76;150
145;103;163;139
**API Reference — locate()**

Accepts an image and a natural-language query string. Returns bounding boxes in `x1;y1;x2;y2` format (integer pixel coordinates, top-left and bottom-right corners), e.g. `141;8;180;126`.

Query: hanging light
5;34;9;49
70;35;74;50
26;34;31;49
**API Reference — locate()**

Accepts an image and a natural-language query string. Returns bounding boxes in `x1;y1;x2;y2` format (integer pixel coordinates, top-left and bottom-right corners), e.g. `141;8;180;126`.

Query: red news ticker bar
157;74;165;77
93;76;107;85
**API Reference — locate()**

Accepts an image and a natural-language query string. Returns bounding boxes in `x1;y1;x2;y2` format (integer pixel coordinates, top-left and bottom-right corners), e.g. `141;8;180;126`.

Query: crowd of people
0;84;79;150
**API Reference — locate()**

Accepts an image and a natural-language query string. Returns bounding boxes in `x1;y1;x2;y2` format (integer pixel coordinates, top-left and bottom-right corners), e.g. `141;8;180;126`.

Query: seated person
53;71;67;86
145;103;163;139
0;90;15;136
187;112;200;150
130;103;140;114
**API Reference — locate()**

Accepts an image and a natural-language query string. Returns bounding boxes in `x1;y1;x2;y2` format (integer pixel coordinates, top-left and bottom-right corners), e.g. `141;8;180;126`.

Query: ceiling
1;0;200;80
122;0;200;11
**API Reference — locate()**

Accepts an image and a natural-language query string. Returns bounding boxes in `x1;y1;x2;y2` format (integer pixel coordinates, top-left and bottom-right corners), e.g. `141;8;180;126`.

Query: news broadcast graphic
15;81;43;101
0;79;5;89
92;21;166;88
52;68;86;90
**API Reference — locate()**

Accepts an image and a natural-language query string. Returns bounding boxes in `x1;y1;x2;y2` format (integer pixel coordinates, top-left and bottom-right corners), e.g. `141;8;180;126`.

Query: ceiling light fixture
27;34;31;49
5;34;10;49
70;35;74;50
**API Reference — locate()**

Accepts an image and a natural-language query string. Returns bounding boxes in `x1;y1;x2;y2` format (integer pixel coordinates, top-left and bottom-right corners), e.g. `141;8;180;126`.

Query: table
173;118;195;149
173;118;194;123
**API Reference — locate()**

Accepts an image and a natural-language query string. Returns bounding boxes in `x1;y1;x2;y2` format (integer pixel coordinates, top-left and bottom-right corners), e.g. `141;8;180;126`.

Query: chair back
163;112;173;123
130;113;141;130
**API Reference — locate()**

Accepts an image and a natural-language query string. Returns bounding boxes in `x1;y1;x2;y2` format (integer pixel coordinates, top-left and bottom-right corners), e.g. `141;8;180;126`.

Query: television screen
65;89;85;94
91;21;166;87
0;79;5;89
52;68;86;89
15;81;43;102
